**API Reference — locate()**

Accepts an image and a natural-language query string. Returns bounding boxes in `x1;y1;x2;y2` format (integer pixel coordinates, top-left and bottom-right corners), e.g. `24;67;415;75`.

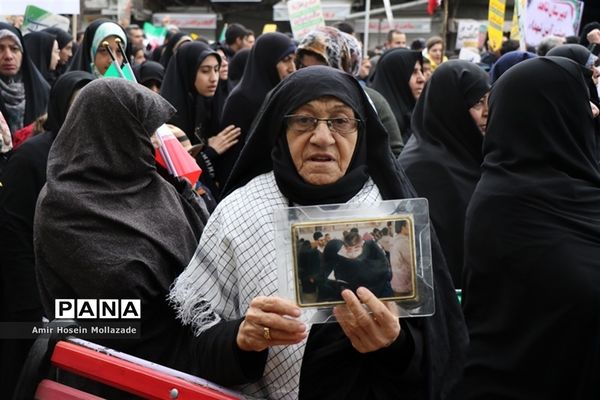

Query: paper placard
287;0;326;40
456;19;483;49
524;0;584;47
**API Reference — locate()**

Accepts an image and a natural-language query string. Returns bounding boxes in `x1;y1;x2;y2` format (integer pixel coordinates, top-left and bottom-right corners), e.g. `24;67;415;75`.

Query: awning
273;0;352;22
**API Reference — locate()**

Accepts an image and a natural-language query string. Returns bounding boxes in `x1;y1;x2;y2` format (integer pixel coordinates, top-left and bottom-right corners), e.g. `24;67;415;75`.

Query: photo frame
291;215;417;307
274;198;435;324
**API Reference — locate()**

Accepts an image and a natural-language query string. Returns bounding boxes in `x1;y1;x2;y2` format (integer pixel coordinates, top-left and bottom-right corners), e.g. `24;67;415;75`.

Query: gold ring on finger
263;326;272;341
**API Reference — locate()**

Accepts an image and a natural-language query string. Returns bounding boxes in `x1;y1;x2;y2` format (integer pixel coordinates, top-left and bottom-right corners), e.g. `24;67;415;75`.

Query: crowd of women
0;15;599;399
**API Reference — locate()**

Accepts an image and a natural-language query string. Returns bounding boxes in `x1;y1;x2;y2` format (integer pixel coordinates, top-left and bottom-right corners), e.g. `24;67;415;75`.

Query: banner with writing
288;0;325;40
456;19;483;49
525;0;584;47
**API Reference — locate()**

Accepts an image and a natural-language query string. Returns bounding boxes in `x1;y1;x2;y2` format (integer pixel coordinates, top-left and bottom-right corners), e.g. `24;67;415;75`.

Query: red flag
428;0;441;15
155;125;202;185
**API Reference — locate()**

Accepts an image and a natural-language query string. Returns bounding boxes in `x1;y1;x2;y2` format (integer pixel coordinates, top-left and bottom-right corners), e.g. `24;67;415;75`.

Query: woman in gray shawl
34;80;256;395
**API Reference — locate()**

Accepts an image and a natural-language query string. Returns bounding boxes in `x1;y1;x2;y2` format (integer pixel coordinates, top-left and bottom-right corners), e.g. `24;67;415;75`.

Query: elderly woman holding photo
170;66;466;399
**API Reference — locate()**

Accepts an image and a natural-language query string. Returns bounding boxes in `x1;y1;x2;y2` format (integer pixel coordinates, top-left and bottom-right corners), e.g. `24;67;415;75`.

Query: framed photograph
290;215;417;307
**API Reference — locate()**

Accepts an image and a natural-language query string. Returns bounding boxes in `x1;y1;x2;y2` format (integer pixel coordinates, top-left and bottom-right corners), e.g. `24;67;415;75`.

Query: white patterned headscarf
296;26;362;76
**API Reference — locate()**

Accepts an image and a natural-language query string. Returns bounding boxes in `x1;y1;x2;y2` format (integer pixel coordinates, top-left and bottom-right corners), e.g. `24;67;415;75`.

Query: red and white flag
155;125;202;186
428;0;442;15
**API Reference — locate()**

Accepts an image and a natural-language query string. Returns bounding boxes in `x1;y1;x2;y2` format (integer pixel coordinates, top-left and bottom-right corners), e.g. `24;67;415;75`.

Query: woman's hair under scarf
35;79;202;314
23;31;57;84
223;65;468;398
399;60;490;287
490;50;537;83
43;71;95;137
0;23;50;133
67;19;129;75
160;41;221;139
369;48;422;137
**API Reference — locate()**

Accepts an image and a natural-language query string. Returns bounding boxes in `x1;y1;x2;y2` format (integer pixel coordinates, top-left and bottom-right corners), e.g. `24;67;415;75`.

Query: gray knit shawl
34;79;200;315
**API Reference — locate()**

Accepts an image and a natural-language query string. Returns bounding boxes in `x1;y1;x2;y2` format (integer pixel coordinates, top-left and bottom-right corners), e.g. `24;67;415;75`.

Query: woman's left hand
333;287;400;353
208;125;241;155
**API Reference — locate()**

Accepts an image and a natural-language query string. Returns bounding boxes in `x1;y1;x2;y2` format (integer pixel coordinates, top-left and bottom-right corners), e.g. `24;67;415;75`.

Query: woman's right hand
208;125;241;155
237;296;308;352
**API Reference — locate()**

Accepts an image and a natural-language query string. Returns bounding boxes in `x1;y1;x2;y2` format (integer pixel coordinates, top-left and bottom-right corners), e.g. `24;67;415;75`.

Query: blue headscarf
490;51;537;83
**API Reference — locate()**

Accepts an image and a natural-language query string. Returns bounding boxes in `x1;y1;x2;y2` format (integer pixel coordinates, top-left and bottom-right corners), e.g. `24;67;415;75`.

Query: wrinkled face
49;40;60;71
276;53;296;80
286;96;358;186
194;54;220;97
0;37;22;77
216;49;228;81
428;43;443;64
242;34;255;49
388;32;407;49
408;61;425;100
469;92;489;135
94;35;124;75
59;40;73;64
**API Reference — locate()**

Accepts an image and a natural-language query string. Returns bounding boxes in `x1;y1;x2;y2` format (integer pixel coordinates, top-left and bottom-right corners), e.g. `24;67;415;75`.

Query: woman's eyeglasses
284;115;361;135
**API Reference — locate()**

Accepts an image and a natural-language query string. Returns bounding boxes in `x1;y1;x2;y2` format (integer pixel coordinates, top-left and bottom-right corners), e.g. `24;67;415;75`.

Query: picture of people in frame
291;216;417;307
